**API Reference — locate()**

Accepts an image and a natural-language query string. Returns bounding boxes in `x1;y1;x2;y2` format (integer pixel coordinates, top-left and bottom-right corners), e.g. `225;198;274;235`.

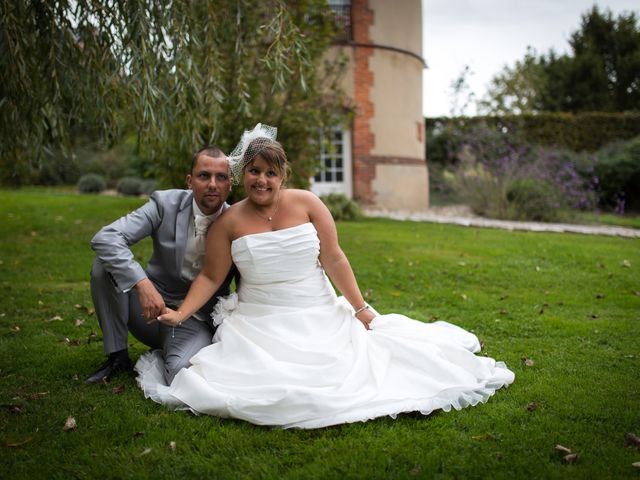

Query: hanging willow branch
0;0;350;186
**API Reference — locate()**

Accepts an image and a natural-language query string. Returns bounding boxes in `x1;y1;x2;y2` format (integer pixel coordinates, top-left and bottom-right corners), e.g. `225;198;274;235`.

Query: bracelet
354;305;370;315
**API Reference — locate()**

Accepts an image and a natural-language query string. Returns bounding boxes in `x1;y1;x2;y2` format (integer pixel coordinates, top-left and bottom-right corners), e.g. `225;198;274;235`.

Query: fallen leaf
555;444;572;454
634;291;640;297
622;259;631;268
10;325;20;332
595;294;605;299
168;441;176;451
461;294;468;301
63;416;77;432
28;391;49;399
112;385;125;394
139;448;152;456
390;291;401;297
472;433;497;441
46;315;63;322
526;402;538;411
624;432;640;449
562;453;578;464
133;431;145;437
522;358;535;367
499;309;508;315
87;308;95;316
75;319;85;327
535;266;541;272
4;404;24;414
5;436;32;447
74;304;83;309
64;338;82;346
633;461;640;469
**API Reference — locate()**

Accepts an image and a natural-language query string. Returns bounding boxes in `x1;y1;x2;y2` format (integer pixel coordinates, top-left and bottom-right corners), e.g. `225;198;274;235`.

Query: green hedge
426;112;640;154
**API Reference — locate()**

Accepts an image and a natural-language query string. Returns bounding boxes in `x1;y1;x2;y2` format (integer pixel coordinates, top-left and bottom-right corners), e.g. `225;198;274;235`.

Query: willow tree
0;0;350;186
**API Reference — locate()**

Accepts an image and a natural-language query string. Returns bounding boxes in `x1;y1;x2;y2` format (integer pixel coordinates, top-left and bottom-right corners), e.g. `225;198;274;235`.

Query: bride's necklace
251;193;280;222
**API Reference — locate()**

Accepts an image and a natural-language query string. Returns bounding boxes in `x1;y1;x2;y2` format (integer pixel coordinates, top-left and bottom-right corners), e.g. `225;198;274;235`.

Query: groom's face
187;154;231;215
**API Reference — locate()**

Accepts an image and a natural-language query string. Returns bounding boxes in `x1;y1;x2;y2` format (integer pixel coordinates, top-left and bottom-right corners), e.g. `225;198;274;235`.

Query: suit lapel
175;193;193;274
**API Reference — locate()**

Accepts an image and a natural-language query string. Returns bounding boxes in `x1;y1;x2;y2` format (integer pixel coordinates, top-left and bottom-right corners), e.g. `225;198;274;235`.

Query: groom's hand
135;277;166;320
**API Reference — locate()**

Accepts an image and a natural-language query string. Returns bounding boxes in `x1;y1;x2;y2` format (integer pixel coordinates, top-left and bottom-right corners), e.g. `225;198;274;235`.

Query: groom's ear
186;174;192;189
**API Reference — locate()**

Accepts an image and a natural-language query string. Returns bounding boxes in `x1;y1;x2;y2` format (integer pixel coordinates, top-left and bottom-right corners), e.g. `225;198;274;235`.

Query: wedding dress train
135;222;514;428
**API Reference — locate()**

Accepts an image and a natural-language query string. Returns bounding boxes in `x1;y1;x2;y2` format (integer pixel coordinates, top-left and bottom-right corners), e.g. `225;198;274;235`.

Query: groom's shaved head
191;146;225;172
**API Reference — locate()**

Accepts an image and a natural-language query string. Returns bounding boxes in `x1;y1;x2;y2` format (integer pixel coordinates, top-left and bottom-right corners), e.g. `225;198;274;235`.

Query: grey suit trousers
90;259;214;383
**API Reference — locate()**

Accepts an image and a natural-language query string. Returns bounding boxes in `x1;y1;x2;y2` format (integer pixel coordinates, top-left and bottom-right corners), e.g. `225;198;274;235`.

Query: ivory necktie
194;215;213;256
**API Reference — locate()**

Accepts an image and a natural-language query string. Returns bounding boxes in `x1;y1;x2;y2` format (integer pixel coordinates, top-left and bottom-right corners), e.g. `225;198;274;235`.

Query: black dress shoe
86;354;133;384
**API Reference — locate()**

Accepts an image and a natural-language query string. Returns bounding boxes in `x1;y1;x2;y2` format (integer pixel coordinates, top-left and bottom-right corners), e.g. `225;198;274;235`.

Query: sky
422;0;640;117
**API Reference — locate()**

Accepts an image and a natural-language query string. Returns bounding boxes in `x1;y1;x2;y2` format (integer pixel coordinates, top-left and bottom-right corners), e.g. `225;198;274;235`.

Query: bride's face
243;156;283;205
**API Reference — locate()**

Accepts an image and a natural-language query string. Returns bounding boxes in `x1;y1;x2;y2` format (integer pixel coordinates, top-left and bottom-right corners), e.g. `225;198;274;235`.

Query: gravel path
364;206;640;239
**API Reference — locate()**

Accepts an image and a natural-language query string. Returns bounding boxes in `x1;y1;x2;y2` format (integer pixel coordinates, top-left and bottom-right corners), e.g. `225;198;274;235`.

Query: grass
576;212;640;229
1;188;639;479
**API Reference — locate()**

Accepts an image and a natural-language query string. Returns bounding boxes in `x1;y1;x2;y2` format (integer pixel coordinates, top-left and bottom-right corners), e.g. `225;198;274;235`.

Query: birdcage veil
227;123;278;184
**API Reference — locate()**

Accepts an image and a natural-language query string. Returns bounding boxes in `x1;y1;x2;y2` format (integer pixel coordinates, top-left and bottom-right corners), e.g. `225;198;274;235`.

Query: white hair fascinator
227;123;278;184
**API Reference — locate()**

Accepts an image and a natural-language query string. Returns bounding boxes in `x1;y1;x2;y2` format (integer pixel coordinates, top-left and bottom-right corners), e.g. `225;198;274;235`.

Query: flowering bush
443;123;598;221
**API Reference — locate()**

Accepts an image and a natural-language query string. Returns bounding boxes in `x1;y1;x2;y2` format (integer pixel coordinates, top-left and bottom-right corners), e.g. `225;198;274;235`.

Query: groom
87;146;236;384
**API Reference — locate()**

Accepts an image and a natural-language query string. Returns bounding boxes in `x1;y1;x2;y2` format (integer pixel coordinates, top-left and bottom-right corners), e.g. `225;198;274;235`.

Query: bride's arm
304;192;376;328
157;217;234;326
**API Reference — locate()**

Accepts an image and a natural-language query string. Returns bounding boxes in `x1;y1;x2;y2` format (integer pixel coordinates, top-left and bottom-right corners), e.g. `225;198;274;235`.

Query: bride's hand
154;307;184;327
356;308;376;330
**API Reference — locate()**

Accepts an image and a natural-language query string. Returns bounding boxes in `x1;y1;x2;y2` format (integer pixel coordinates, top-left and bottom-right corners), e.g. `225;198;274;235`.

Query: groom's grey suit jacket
91;189;235;317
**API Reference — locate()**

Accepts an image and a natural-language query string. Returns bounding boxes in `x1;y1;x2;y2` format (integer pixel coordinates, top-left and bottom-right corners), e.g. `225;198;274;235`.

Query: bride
136;123;515;429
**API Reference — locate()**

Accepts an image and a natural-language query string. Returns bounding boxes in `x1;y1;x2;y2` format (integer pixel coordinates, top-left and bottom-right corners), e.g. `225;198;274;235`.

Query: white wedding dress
135;222;514;428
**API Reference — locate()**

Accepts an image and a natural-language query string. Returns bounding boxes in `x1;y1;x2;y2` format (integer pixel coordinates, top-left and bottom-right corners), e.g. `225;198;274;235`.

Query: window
311;127;352;198
315;127;345;183
328;0;351;42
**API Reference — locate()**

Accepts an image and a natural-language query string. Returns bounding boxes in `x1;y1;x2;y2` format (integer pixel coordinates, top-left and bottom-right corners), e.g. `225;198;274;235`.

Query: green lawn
1;189;639;479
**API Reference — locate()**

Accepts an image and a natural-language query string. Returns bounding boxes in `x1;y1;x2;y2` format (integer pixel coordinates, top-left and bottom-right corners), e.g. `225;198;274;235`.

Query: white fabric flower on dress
211;292;239;326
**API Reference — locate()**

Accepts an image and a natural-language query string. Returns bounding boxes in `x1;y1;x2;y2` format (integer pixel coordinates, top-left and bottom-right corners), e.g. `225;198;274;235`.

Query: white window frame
310;127;352;198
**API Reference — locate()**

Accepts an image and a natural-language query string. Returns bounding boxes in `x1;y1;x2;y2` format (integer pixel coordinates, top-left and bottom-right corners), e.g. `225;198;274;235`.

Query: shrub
77;174;106;194
319;193;363;221
593;136;640;212
443;124;597;221
506;178;565;222
116;177;142;196
139;179;159;195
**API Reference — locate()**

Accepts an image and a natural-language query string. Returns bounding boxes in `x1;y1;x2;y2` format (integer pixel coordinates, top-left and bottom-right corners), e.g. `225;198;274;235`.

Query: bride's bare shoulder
284;189;320;204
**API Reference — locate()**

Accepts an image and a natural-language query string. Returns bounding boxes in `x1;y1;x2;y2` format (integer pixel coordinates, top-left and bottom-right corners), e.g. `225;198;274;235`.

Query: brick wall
351;0;376;205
